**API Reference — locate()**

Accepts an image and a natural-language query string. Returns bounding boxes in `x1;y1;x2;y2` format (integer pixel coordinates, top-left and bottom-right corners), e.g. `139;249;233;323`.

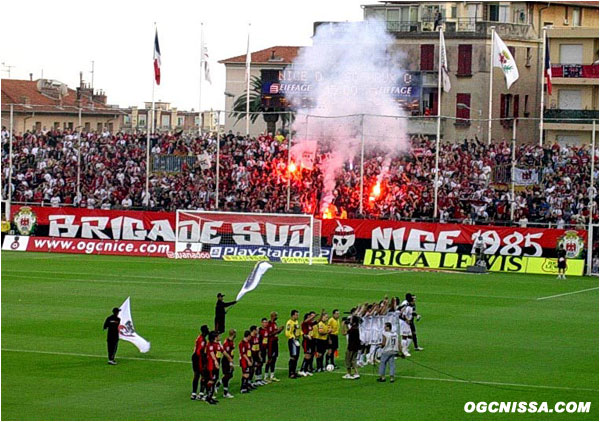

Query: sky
2;0;368;112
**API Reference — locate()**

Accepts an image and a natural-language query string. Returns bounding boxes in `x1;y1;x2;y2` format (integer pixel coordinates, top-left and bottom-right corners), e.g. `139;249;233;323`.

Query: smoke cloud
284;19;410;213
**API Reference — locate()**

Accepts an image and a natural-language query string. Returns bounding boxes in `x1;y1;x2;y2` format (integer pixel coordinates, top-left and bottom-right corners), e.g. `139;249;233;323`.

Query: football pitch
1;251;598;421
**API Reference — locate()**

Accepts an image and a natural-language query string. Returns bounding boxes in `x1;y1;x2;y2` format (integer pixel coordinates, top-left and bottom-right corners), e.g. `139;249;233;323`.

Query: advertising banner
9;206;587;269
362;249;585;276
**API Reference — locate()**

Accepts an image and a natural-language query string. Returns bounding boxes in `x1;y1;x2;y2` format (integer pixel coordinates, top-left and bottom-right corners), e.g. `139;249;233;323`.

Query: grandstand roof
1;79;121;114
219;46;302;65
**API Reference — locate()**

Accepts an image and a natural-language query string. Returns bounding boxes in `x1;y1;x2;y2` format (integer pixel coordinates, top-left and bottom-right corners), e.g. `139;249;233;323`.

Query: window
513;95;519;119
524;94;530;116
138;116;147;127
560;44;583;64
54;122;60;129
84;122;90;131
68;122;73;130
456;93;471;124
457;45;472;76
387;9;399;22
572;7;581;26
97;123;103;131
123;115;131;125
500;94;514;127
177;116;185;126
450;6;457;19
161;115;170;128
35;122;41;131
195;116;201;126
420;44;435;71
365;8;385;20
421;5;444;21
526;47;532;67
508;46;516;60
558;90;582;109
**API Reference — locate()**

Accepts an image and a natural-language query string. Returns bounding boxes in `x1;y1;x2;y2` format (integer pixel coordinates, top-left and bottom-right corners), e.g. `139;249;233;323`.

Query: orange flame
369;181;382;202
288;161;297;174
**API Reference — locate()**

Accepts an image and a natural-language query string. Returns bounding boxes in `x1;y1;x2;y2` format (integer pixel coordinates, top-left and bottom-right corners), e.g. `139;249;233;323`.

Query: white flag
440;30;451;93
492;32;519;89
118;297;151;353
245;31;251;84
197;152;211;170
202;44;211;84
236;261;273;301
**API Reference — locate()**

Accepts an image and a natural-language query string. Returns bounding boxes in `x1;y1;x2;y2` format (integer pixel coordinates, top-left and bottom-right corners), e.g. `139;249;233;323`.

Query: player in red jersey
204;331;220;405
298;312;316;376
258;318;271;384
265;311;284;382
239;330;253;394
191;325;209;400
221;329;236;399
249;325;265;386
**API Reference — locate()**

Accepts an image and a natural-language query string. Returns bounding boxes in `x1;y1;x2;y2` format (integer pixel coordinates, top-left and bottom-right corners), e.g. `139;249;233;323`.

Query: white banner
513;168;539;186
197;152;211;170
493;32;519;89
440;30;451;93
2;235;30;251
236;261;273;301
118;297;151;353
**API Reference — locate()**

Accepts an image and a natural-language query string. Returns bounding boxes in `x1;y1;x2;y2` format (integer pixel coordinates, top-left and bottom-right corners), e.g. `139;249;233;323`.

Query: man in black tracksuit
214;293;236;334
103;307;121;365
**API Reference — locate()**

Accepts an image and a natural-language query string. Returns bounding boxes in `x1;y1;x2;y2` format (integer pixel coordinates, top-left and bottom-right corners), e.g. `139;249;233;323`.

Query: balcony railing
544;109;599;124
550;64;599;79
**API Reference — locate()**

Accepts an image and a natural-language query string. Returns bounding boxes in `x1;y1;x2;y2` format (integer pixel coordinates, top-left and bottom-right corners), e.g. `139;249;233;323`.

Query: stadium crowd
1;127;597;227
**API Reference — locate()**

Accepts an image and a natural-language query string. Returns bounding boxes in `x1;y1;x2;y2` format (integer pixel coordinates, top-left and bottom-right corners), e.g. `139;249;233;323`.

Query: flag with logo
544;34;552;95
235;261;273;301
492;32;519;89
440;30;451;92
154;29;161;85
118;297;151;353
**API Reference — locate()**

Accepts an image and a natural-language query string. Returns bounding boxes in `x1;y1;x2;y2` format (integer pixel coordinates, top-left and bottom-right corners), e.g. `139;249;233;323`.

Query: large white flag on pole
236;261;273;301
439;30;451;93
118;297;151;353
492;32;519;89
245;23;251;136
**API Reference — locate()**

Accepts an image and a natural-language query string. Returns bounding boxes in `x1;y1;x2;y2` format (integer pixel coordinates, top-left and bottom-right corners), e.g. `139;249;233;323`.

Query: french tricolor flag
154;29;161;85
544;35;552;95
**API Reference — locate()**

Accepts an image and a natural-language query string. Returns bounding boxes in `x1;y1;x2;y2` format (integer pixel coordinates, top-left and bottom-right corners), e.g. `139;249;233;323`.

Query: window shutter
508;46;516;60
513;95;519;118
456;93;471;120
457;45;472;75
420;44;435;71
500;94;506;119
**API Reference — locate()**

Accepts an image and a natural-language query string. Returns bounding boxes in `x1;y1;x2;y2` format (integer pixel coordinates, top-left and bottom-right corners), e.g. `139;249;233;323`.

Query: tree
230;75;295;136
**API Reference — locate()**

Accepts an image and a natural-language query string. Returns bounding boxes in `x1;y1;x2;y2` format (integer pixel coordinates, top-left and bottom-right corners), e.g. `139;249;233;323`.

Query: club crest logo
13;207;37;235
557;231;584;259
119;321;136;337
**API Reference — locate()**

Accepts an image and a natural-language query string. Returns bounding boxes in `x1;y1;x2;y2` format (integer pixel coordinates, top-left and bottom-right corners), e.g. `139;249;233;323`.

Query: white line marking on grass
536;287;599;301
3;271;527;300
3;348;597;393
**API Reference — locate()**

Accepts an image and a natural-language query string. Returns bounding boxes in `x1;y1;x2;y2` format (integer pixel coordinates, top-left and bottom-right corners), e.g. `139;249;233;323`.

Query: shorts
400;320;412;337
328;335;339;351
260;348;267;363
557;259;566;269
221;359;233;376
302;337;313;354
240;360;251;374
268;341;279;359
252;353;262;366
191;353;202;373
316;339;328;355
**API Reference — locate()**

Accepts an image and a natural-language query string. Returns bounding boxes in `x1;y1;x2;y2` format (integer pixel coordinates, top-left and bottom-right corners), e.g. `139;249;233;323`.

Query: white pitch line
2;348;597;393
536;287;599;301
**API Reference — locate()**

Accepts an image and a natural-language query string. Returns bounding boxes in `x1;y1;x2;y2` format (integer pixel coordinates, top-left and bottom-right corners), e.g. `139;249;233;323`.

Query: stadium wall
4;205;588;275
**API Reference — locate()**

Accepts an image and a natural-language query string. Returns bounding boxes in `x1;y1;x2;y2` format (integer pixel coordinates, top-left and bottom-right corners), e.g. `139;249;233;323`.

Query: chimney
29;73;33;81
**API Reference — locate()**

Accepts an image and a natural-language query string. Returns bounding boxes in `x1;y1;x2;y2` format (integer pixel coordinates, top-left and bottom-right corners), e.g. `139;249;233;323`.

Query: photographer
473;235;486;268
341;315;361;380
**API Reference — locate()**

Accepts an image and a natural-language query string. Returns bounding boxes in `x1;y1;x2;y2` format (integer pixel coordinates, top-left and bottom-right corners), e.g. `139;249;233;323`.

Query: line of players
191;309;341;404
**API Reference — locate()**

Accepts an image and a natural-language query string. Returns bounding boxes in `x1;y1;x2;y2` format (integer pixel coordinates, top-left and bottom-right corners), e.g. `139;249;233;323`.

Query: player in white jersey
377;322;399;383
399;303;413;357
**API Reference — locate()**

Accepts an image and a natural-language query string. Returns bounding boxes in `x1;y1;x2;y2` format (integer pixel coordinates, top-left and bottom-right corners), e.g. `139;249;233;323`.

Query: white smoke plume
284;19;410;214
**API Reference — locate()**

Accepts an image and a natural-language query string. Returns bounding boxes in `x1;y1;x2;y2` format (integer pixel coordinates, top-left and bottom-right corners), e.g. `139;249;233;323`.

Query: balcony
550;64;599;79
406;116;444;135
384;18;537;41
544;109;598;132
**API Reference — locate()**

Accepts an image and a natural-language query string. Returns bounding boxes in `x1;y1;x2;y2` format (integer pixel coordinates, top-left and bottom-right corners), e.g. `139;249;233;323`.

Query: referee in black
215;293;236;334
103;307;121;365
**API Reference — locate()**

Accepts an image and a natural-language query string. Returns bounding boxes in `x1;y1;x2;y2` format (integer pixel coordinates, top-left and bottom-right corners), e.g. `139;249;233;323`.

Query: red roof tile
1;79;120;114
219;46;303;65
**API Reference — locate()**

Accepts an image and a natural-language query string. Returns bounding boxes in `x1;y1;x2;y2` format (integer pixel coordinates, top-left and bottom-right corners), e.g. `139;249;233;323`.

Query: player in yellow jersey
285;309;301;378
316;312;331;372
326;309;340;368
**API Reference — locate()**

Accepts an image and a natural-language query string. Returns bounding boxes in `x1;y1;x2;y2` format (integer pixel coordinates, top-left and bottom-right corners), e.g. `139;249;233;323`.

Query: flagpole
587;120;596;275
433;26;443;220
539;27;547;147
199;22;203;136
487;26;496;145
216;110;221;209
246;23;251;136
146;23;156;209
510;118;517;222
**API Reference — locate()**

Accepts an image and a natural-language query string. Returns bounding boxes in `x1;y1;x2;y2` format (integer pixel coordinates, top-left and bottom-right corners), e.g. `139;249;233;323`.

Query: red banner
10;206;587;259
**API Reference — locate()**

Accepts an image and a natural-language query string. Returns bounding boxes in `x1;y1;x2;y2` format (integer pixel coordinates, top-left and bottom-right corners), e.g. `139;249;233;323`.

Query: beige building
543;25;599;145
1;77;123;134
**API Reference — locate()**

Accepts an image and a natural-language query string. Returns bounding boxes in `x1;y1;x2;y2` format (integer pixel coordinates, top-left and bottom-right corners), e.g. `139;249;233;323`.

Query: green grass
1;251;598;421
